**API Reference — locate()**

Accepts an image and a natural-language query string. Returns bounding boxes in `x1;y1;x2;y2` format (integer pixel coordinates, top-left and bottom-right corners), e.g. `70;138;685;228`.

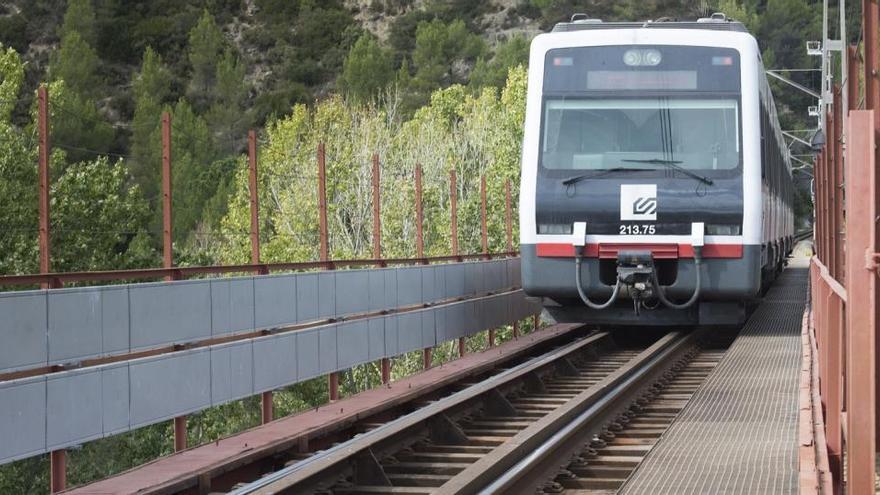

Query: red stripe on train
535;243;743;259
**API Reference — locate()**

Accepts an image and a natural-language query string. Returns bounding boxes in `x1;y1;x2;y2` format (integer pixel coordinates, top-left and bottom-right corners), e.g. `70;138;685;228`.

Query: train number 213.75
619;224;656;235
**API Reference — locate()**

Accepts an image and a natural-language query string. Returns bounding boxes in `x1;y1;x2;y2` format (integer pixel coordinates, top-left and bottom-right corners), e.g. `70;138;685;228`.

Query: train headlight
623;49;642;66
643;49;662;66
705;224;742;235
623;49;662;66
538;223;573;235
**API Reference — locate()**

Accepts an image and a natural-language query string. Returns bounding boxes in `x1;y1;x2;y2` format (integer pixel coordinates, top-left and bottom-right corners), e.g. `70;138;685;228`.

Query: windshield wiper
622;159;714;185
561;167;650;186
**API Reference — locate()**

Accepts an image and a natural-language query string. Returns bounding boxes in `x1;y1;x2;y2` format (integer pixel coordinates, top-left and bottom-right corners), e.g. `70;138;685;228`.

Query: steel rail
438;331;691;494
229;329;609;495
473;332;692;494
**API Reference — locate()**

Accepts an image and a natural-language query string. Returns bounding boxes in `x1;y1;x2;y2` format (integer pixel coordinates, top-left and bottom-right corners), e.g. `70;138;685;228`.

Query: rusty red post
865;0;880;448
381;357;391;384
162;111;173;280
488;328;495;348
844;110;876;493
849;45;860;112
833;87;844;282
826;290;843;482
415;164;424;259
250;131;273;420
38;85;51;289
505;180;513;253
174;416;186;452
317;143;340;400
248;130;262;269
372;153;381;261
328;371;339;401
450;170;459;257
162;111;187;449
513;320;519;339
415;165;433;366
50;449;65;493
458;337;466;358
480;175;488;258
317;143;329;263
865;0;880;115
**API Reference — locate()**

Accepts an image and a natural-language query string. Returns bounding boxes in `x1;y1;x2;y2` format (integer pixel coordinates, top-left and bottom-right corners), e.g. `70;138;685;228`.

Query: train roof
551;13;749;34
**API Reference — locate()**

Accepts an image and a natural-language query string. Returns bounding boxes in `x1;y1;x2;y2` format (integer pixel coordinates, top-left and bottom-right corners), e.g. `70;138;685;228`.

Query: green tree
60;0;97;47
468;36;530;90
131;47;172;200
169;98;217;245
411;19;485;106
52;157;155;272
339;33;394;103
207;47;249;154
50;31;101;99
187;9;226;109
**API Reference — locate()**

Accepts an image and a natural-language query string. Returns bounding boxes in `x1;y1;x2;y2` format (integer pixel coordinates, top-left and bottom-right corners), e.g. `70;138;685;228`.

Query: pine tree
339;33;393;103
207;47;248;153
50;31;101;99
60;0;97;47
187;9;226;109
131;47;172;200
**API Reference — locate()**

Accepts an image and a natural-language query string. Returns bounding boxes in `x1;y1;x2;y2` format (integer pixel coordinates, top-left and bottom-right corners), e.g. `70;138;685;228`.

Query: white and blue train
519;13;794;326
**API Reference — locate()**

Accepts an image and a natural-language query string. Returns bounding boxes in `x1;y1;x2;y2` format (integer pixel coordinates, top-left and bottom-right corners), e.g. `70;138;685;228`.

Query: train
520;13;794;327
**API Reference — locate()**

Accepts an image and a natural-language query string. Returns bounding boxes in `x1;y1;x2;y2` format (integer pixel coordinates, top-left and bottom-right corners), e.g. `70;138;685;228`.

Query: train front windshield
540;45;742;175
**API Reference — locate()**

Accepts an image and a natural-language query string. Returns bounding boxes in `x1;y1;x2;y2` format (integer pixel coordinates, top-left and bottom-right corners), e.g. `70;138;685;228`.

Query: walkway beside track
621;260;808;494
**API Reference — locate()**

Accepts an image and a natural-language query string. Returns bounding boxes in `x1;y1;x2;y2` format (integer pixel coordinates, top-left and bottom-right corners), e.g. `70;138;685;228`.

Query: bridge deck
621;260;808;494
63;323;582;495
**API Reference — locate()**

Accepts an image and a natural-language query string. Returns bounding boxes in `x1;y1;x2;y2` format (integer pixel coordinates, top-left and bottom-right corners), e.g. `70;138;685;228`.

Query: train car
520;13;794;326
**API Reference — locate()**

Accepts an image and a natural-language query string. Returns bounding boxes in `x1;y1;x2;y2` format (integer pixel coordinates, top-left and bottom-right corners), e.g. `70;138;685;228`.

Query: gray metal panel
0;376;46;463
295;273;319;323
130;281;212;350
396;267;422;307
48;288;102;364
368;318;385;360
433;304;447;342
129;349;211;427
337;321;369;369
507;258;521;288
254;274;296;329
47;369;103;449
485;260;504;293
396;312;422;354
253;333;296;392
383;316;399;356
211;277;256;337
383;269;397;311
462;301;480;336
295;329;321;380
0;291;47;373
367;269;386;312
318;272;336;319
420;310;436;347
101;363;129;435
101;287;129;355
444;263;466;299
335;270;370;316
211;341;254;404
464;261;485;296
420;266;437;304
318;325;337;373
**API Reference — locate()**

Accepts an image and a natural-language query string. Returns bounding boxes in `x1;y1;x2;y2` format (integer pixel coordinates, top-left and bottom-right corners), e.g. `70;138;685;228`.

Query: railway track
220;328;725;495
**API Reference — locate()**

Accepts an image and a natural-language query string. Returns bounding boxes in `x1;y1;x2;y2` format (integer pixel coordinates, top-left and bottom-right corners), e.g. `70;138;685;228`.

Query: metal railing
808;7;879;491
